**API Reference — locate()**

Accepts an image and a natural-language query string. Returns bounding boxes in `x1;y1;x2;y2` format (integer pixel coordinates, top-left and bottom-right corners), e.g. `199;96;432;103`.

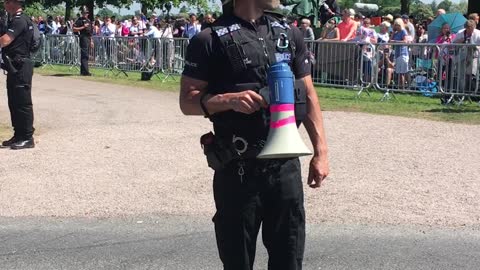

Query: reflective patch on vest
275;52;292;62
271;21;290;30
215;23;241;37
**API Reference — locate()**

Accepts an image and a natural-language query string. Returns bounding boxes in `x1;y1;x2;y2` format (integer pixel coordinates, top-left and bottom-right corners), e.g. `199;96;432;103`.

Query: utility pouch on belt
294;79;307;122
1;55;17;73
200;132;239;171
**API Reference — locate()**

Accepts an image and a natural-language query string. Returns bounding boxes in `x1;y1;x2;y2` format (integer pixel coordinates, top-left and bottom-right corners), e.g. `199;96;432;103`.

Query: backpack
25;15;42;53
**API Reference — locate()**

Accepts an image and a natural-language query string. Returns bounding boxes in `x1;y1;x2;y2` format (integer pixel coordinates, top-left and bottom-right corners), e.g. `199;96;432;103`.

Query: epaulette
210;15;241;37
213;23;241;37
264;11;290;29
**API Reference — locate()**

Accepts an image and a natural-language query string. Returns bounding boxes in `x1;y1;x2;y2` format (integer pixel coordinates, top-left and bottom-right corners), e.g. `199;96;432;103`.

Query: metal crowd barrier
307;40;375;96
33;35;480;103
306;40;480;101
87;36;188;79
42;34;80;69
374;43;480;102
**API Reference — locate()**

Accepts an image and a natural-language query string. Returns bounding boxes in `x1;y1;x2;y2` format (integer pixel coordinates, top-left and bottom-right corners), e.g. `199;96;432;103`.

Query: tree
179;5;189;14
400;0;410;14
450;0;468;14
430;0;438;12
97;7;116;18
410;2;434;20
337;0;356;9
437;0;453;13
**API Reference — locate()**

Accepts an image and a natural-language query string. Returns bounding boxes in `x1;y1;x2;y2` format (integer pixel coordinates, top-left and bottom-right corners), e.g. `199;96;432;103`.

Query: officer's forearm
301;76;328;158
180;76;232;116
180;90;234;116
0;33;13;47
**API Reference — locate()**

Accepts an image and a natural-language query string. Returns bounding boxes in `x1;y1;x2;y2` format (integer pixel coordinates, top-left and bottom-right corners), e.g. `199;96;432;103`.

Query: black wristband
200;92;211;118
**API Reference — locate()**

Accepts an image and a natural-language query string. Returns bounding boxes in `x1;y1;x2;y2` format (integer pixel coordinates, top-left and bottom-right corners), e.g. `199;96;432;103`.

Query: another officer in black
179;0;329;269
73;6;92;76
0;0;35;149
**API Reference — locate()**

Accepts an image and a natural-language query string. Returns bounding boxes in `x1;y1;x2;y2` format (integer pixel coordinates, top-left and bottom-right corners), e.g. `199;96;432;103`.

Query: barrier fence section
306;40;375;96
88;36;188;78
374;43;480;102
41;34;80;69
35;35;480;102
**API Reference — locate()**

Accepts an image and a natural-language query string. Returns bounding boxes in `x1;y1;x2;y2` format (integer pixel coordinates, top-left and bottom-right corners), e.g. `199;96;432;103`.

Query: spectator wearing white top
452;20;480;92
158;21;174;39
144;23;161;38
299;18;315;41
377;21;390;43
183;13;202;39
158;20;175;69
100;17;116;37
129;17;143;36
401;15;415;42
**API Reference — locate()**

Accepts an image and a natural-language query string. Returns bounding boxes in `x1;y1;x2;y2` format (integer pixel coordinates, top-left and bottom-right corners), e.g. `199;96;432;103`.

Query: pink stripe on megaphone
270;104;295;112
270;116;296;129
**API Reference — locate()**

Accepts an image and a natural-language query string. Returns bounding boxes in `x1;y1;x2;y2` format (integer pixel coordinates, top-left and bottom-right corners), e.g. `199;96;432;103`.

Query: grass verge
35;65;480;125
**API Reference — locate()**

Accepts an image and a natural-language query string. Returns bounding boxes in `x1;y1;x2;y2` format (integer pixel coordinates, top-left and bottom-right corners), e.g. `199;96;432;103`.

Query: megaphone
257;63;312;159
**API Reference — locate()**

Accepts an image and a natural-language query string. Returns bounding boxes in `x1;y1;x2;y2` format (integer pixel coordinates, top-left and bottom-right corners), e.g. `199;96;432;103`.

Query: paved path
1;216;480;270
0;74;479;269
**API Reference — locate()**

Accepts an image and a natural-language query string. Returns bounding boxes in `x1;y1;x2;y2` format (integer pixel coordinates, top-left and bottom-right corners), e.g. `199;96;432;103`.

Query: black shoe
1;136;18;147
10;138;35;150
81;73;92;76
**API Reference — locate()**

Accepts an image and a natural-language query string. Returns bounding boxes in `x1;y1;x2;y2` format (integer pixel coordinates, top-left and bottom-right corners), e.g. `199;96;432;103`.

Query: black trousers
6;58;35;139
213;158;305;270
79;36;90;75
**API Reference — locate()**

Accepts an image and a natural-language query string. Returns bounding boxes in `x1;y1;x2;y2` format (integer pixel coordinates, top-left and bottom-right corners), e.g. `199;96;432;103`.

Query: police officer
73;6;92;76
0;0;35;149
179;0;329;269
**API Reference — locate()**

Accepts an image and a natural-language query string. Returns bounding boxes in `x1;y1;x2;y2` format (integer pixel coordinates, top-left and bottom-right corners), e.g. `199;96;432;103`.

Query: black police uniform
2;11;35;145
183;12;311;270
74;15;92;75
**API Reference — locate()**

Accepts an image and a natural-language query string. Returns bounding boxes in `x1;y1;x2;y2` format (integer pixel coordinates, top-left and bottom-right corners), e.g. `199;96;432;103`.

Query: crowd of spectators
295;8;480;91
31;12;217;40
32;7;480;93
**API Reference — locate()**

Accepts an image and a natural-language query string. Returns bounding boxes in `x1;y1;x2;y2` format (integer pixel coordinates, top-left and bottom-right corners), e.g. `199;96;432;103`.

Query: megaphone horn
257;62;312;159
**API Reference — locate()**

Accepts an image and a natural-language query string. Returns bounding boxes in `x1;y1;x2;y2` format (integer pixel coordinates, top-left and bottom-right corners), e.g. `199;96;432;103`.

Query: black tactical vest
207;13;298;142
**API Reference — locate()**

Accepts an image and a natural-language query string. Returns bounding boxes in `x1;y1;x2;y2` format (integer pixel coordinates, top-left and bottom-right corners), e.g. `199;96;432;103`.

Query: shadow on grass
424;108;480;113
47;73;78;77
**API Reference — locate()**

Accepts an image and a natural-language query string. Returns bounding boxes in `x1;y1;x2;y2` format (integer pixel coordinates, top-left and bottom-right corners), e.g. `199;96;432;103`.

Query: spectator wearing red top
337;8;357;41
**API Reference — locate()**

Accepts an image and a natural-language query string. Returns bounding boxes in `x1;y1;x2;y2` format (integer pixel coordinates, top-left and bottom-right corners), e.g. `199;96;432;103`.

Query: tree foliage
437;0;453;12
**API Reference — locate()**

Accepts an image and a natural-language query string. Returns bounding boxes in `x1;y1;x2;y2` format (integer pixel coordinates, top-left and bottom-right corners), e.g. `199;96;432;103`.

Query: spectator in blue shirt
390;18;410;89
183;13;202;39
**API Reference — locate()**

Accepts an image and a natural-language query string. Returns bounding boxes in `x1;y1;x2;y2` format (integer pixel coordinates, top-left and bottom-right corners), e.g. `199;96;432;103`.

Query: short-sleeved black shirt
183;14;311;83
5;12;33;58
182;13;311;140
74;17;92;37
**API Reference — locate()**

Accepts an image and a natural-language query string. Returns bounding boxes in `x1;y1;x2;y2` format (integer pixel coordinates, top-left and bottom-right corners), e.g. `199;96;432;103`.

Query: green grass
317;88;480;125
35;65;480;125
35;64;180;91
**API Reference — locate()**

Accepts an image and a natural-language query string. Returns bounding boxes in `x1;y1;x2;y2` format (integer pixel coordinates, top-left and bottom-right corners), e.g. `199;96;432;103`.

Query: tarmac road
1;74;479;269
1;216;479;270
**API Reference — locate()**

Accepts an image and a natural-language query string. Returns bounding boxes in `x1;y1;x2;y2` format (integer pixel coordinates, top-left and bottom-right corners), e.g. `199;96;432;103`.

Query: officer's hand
307;155;329;189
229;90;268;114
